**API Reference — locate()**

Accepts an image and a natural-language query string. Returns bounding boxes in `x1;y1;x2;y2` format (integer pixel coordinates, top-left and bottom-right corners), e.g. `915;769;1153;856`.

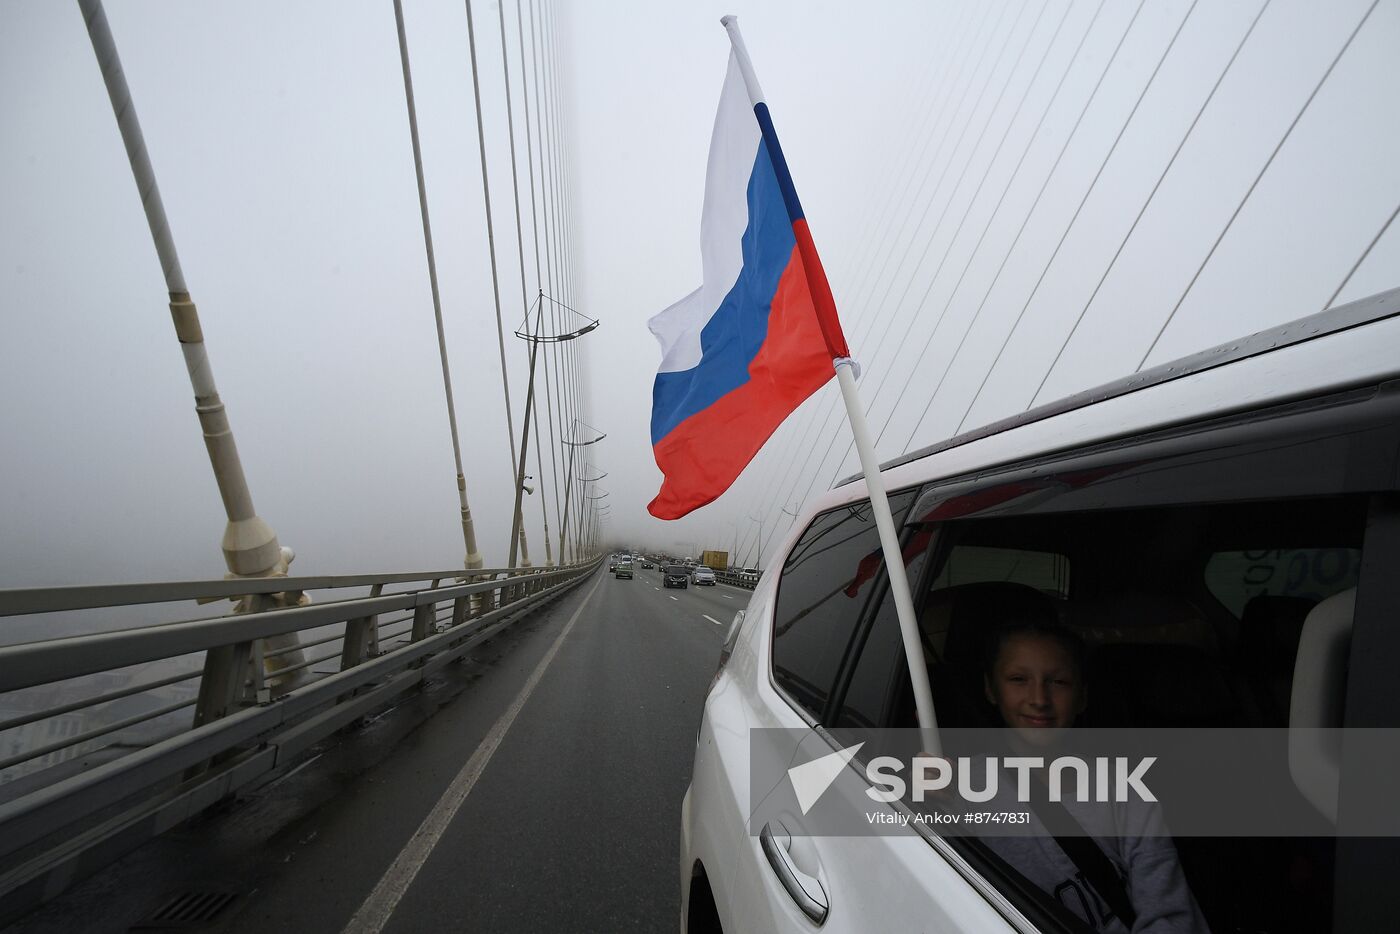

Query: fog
3;0;1397;590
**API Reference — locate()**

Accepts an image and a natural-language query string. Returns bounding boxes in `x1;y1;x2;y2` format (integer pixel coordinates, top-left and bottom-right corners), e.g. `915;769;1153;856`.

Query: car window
770;490;915;721
1203;547;1360;617
928;544;1070;597
826;494;1373;933
830;531;931;730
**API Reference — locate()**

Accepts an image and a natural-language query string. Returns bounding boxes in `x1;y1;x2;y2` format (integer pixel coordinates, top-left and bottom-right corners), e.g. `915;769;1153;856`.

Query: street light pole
559;441;576;564
559;424;605;564
578;467;607;561
508;295;545;571
508;297;597;570
749;512;765;570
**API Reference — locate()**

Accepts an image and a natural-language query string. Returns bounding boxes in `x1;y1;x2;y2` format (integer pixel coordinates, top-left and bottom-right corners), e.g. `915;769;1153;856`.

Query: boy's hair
983;620;1088;683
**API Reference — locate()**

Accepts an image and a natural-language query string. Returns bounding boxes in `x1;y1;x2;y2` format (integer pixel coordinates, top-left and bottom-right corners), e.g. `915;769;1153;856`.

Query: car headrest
1087;643;1235;726
921;582;1058;670
1067;591;1217;648
1289;587;1355;824
1240;594;1313;668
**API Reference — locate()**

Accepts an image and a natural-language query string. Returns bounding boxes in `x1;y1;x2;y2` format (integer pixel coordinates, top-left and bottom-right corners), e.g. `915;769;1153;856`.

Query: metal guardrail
713;571;759;590
0;558;600;922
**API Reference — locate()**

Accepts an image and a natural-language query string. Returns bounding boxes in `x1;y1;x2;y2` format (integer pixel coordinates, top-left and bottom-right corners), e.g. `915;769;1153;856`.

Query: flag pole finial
720;15;765;105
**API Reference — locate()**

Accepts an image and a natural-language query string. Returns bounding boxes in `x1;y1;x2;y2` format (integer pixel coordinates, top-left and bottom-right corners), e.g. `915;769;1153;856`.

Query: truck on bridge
699;550;728;571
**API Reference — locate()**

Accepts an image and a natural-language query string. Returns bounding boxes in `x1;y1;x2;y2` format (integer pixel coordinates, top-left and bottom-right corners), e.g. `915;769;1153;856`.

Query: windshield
666;565;687;574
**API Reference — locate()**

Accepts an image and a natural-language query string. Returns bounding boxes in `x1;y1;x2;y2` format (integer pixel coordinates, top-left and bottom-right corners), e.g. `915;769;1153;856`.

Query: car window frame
1331;493;1400;928
802;382;1400;933
767;491;919;727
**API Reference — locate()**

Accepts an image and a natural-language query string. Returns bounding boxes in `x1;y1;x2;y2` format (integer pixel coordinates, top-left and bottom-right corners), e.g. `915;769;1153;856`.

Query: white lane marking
722;594;733;600
669;595;678;602
342;574;604;934
265;751;324;790
703;614;722;625
654;587;660;591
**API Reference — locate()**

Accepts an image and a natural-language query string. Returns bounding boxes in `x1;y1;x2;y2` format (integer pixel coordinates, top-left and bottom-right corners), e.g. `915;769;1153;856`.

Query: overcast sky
2;0;1397;589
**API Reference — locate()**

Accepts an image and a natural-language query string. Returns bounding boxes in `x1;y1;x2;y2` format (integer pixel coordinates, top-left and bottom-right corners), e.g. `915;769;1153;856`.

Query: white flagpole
834;362;942;756
721;15;941;755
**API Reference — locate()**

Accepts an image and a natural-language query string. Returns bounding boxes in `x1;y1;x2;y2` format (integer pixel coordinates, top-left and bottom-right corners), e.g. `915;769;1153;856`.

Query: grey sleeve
1115;830;1211;934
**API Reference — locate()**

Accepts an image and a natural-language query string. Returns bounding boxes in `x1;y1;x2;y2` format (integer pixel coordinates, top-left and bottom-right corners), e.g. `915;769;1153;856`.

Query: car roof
815;289;1400;511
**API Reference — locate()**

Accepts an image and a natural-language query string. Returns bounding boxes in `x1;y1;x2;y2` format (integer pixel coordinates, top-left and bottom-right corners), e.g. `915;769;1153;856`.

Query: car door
726;493;1027;932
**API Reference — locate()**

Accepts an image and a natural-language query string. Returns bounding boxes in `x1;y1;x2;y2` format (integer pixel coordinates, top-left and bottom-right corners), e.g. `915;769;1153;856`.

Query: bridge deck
7;566;738;933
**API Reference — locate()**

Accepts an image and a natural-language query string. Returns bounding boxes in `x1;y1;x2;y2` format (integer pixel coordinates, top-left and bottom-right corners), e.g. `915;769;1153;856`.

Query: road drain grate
132;889;240;929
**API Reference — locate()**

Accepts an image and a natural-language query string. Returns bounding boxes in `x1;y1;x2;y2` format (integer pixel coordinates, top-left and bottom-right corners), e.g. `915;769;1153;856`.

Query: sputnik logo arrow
788;742;864;815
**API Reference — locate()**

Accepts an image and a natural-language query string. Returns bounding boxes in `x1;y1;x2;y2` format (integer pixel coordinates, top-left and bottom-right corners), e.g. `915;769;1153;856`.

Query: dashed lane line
669;595;678;601
703;614;722;625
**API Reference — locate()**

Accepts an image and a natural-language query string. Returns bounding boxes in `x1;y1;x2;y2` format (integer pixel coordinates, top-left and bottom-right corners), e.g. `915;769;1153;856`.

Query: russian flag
648;46;849;520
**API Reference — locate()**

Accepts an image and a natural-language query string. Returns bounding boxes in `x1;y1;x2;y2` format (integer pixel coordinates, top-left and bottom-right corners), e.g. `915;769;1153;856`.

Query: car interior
860;496;1368;933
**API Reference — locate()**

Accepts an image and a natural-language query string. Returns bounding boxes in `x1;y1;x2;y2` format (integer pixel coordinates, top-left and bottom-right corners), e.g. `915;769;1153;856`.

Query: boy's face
984;633;1086;746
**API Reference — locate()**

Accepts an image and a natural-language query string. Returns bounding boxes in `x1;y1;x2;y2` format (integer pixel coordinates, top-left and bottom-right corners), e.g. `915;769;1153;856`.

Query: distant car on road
608;555;619;572
692;567;716;586
663;565;689;589
615;559;633;580
642;560;655;569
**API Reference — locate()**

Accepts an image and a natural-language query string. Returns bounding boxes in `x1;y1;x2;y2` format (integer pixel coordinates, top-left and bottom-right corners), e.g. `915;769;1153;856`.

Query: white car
680;297;1400;933
693;567;717;585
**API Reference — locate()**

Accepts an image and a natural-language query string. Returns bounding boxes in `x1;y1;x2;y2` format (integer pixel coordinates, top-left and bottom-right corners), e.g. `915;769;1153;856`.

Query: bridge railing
0;558;600;920
713;570;758;590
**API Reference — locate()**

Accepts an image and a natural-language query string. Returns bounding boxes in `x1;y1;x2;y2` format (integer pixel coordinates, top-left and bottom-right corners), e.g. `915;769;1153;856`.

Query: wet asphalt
6;566;743;934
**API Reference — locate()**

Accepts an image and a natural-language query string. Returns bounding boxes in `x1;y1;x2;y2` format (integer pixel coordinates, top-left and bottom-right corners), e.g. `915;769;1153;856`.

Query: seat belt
1024;791;1138;930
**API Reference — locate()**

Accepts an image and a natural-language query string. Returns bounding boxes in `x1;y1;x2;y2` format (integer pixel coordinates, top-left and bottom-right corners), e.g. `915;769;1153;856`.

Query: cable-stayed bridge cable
1002;0;1270;430
463;0;522;512
739;0;1017;533
1133;0;1380;372
1322;201;1400;311
827;3;975;300
882;0;1147;455
907;0;1201;449
758;0;1037;527
738;1;991;519
495;0;542;568
512;0;557;559
391;0;482;568
820;0;1082;490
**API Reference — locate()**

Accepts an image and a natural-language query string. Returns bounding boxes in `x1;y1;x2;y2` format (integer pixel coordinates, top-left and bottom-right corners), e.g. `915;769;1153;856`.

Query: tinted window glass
1204;548;1360;616
771;491;915;720
929;545;1070;596
833;495;1371;933
833;533;931;730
